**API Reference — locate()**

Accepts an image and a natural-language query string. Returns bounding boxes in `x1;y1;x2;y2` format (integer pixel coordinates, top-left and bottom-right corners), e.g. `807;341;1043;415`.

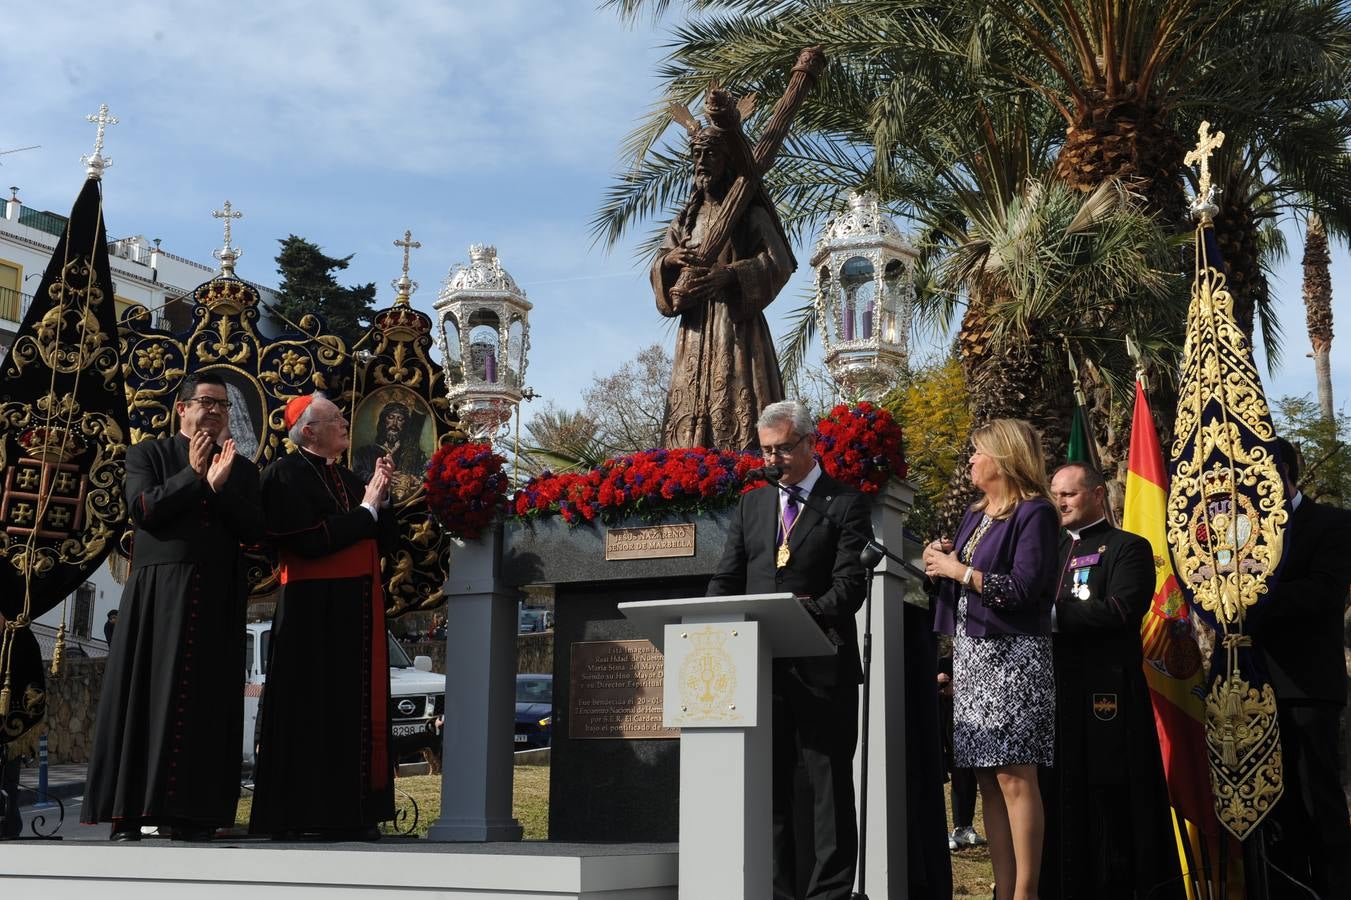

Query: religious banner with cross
344;230;462;615
116;201;351;594
1167;121;1288;840
0;105;130;745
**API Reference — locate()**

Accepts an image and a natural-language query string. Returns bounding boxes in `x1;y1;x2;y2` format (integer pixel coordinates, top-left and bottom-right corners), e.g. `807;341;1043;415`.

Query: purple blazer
933;497;1059;638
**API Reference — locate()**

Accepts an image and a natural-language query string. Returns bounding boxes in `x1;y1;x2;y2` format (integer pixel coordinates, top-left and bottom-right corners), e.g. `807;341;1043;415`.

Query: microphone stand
761;470;923;900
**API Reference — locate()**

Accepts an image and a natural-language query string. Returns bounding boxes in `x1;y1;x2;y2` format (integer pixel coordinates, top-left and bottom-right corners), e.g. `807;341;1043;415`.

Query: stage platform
0;838;678;899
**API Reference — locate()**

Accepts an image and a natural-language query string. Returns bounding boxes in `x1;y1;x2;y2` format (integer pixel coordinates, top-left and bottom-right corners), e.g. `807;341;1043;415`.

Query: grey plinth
427;525;524;842
855;479;928;898
620;593;835;900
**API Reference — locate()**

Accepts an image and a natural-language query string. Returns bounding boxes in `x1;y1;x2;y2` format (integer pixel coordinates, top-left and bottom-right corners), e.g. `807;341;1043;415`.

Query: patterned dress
952;514;1056;768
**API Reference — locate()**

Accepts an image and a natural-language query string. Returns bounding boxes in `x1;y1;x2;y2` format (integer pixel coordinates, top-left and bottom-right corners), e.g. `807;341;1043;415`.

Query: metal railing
0;286;32;322
16;207;67;238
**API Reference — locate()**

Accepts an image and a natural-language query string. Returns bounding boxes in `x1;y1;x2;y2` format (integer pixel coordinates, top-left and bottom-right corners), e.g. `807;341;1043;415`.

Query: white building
1;186;281;648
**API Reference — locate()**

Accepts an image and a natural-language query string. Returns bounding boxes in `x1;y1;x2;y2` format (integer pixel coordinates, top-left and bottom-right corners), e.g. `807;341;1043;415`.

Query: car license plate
514;734;529;743
393;722;427;737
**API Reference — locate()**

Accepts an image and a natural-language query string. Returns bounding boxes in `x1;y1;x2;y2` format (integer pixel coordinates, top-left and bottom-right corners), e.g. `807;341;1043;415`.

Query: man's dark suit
707;470;871;900
1040;520;1182;900
1245;495;1351;898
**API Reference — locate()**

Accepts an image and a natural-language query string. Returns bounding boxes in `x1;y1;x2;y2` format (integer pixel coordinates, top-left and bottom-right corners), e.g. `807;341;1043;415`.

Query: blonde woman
924;419;1058;900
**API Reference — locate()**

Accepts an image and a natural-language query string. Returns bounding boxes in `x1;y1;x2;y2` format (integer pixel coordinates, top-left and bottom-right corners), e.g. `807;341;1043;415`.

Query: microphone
743;464;782;482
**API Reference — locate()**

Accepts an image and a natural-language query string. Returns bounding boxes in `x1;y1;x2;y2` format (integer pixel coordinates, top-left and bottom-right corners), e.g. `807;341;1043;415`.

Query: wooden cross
82;103;118;177
213;200;243;252
394;229;421;279
1185;120;1225;201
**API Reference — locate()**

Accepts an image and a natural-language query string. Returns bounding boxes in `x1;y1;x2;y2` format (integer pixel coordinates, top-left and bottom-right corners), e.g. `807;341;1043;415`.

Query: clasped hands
664;247;734;308
189;430;236;493
922;538;963;581
362;455;395;507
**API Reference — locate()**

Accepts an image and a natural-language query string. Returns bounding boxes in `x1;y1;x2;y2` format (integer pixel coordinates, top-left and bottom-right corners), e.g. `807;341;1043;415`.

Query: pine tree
273;235;377;348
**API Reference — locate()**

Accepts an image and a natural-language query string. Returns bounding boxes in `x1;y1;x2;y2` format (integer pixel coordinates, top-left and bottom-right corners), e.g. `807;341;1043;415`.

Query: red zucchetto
283;394;315;430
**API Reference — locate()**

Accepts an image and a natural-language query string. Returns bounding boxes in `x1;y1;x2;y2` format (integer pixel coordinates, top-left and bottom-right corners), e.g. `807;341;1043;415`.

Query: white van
243;622;446;769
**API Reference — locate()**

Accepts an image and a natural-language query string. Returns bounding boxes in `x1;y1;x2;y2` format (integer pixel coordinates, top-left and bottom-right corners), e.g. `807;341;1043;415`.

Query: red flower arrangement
814;401;908;494
426;406;907;533
423;442;509;540
513;448;764;525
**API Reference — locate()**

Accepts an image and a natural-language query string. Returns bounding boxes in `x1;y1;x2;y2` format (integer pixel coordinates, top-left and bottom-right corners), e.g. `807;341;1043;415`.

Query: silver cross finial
81;104;118;180
391;229;422;304
212;200;245;275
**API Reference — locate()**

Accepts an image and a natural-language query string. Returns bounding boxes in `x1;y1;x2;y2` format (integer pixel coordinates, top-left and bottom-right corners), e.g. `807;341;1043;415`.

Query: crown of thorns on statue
669;87;758;150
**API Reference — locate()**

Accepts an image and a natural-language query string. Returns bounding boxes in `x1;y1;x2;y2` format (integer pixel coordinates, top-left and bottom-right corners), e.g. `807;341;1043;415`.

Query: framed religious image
172;365;268;463
349;386;436;505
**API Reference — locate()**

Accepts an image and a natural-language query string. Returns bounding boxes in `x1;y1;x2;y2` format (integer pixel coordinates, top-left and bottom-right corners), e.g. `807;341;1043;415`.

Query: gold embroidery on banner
1167;123;1288;839
1205;668;1283;839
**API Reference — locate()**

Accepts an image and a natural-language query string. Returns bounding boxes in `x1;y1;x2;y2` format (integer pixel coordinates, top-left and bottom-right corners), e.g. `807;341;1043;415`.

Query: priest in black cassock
1040;463;1182;900
249;392;398;840
84;372;264;841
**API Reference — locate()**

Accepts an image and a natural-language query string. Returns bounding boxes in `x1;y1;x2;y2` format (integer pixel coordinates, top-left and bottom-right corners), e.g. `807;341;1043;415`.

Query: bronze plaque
569;639;678;740
604;523;695;560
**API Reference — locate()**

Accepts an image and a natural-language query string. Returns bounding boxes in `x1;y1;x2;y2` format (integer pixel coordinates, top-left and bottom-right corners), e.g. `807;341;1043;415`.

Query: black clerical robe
84;434;263;828
248;450;397;835
1041;520;1183;900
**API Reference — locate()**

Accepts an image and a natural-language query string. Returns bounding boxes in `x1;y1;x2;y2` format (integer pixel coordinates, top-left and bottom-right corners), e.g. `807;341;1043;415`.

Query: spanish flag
1122;379;1218;892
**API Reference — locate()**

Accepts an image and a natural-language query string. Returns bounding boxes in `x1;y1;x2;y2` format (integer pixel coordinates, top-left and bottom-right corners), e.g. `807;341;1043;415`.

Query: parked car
518;607;553;634
514;673;553;750
243;622;446;769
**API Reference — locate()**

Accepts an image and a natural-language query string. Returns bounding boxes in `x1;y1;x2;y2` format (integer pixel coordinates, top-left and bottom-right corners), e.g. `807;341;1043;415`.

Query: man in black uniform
84;372;263;841
249;392;398;840
707;400;872;900
1249;439;1351;898
1040;462;1182;899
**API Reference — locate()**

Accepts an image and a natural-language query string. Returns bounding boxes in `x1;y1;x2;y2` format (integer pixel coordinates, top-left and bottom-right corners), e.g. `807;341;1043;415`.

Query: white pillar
427;525;523;841
855;479;920;898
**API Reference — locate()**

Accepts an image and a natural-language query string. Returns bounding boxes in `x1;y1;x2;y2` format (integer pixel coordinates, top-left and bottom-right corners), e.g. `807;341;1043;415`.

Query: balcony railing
0;286;34;323
17;207;67;238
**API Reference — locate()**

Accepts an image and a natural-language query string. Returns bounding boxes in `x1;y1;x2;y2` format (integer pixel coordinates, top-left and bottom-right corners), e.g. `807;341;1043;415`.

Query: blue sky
4;0;1346;421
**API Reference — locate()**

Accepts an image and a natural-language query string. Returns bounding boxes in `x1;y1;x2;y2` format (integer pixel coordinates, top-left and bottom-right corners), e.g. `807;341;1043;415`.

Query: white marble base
0;840;677;899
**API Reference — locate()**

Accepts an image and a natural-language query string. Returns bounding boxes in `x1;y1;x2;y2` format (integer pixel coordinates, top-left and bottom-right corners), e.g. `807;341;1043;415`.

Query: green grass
948;790;996;898
234;767;551;839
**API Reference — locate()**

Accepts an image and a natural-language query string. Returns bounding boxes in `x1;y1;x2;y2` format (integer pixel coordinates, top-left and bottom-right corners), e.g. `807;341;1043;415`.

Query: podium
618;593;835;899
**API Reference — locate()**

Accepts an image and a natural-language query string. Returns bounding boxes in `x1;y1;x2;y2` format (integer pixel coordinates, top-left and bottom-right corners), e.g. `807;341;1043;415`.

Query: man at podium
707;400;873;900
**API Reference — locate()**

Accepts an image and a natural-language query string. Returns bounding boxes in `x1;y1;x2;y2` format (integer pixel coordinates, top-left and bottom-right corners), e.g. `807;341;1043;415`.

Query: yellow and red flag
1123;379;1220;891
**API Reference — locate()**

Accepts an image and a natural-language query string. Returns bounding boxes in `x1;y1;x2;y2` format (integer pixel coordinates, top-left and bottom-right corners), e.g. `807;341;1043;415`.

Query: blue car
515;674;553;749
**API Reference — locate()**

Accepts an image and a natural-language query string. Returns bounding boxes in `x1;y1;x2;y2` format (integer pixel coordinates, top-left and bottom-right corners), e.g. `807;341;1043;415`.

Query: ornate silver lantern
811;191;916;400
433;244;532;439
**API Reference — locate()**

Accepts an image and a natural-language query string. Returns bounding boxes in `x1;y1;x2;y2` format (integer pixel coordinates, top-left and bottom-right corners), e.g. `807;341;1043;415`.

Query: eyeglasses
184;397;232;411
761;433;809;459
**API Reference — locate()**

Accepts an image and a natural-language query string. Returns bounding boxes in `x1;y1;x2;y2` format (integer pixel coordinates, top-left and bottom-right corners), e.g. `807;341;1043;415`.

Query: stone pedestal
428;526;523;842
502;511;735;843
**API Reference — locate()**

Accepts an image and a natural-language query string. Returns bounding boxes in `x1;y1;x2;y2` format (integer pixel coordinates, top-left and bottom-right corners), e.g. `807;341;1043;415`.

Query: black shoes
109;823;142;842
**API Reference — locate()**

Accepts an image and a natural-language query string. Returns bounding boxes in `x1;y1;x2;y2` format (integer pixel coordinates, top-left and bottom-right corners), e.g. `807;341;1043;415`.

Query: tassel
0;672;11;718
108;552;130;585
50;622;66;677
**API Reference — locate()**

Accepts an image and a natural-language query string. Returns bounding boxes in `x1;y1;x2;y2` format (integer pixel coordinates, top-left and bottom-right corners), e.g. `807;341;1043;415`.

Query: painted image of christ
351;395;431;503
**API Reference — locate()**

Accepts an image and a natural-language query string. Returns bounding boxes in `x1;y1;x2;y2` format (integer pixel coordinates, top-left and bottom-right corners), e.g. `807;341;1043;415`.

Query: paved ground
7;760;94;840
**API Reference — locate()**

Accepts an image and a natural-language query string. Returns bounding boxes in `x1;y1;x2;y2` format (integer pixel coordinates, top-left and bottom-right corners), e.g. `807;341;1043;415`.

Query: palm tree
597;0;1351;530
597;2;1184;530
1302;213;1336;422
513;404;607;480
